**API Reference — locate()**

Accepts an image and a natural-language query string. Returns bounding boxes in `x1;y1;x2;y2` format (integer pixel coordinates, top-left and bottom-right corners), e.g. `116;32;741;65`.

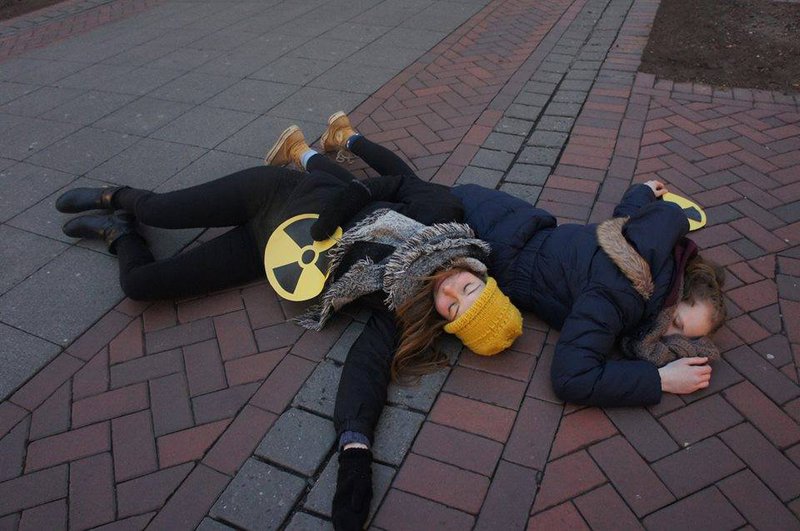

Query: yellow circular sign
662;192;707;232
264;214;342;301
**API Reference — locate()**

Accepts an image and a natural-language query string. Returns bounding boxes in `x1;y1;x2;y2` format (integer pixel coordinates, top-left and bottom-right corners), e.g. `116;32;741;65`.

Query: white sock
300;149;318;169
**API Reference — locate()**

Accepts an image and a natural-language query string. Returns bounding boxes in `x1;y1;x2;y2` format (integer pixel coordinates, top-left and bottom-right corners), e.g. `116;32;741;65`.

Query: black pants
114;136;414;300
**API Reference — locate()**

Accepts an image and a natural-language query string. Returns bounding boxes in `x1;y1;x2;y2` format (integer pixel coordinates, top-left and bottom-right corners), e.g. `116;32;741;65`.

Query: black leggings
114;136;414;300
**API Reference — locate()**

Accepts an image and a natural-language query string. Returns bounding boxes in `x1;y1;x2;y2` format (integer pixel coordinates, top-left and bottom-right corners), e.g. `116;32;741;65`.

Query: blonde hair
682;254;727;333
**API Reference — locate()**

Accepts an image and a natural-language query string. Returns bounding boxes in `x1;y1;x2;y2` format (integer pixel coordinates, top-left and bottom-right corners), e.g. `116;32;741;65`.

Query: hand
332;448;373;531
644;180;668;198
658;357;712;394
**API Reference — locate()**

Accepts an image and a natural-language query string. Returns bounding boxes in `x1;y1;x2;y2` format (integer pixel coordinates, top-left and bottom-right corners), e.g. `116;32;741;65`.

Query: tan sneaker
265;125;310;167
320;111;358;153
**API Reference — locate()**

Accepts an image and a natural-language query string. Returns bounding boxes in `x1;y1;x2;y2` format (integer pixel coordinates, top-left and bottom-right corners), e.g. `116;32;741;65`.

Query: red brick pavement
1;0;800;527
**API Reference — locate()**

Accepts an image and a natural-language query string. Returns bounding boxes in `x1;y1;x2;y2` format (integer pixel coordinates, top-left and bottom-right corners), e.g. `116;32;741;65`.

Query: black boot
62;213;136;255
55;186;126;213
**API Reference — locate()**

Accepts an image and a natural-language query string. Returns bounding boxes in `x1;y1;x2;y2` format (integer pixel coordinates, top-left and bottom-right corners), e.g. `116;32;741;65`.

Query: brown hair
391;269;453;382
682;254;727;333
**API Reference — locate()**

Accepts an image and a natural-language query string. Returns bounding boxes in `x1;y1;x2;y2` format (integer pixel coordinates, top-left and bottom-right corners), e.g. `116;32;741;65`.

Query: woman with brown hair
56;111;523;531
286;114;726;530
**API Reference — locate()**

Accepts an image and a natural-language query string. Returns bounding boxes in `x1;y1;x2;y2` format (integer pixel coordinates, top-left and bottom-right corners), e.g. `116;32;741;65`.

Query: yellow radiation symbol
264;214;342;301
662;192;707;232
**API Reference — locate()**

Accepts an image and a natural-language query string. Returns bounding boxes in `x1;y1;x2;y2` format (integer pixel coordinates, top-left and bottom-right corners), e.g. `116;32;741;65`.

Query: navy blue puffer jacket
451;183;689;407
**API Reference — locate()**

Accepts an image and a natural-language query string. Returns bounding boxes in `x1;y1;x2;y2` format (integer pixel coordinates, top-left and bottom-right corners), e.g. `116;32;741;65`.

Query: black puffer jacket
451;183;689;406
256;170;463;441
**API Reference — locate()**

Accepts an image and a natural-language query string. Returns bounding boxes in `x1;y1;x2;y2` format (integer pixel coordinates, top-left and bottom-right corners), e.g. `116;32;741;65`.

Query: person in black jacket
316;131;726;410
450;180;726;405
55;112;523;531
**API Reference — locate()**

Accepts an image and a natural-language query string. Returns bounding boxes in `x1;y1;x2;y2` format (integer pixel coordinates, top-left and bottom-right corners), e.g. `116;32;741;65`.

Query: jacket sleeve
613;184;657;218
333;308;398;442
550;287;662;407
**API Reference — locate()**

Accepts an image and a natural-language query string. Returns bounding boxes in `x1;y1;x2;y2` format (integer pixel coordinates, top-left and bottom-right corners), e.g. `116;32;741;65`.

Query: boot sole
320;111;348;152
265;125;300;165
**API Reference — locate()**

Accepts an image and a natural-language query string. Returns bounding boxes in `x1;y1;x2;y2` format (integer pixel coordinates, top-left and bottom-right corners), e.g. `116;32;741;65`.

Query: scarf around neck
597;216;720;367
296;209;491;331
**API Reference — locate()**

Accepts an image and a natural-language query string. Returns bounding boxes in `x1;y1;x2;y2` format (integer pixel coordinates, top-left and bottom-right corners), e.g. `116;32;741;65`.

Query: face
433;270;486;321
665;299;715;339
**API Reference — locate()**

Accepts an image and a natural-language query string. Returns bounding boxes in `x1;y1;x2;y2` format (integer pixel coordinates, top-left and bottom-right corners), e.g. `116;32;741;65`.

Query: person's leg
305;152;357;184
115;225;263;301
320;111;416;177
348;136;416;177
113;166;298;229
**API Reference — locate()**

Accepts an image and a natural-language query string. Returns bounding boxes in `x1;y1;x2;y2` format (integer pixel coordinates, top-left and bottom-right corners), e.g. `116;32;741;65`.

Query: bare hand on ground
644;180;668;198
658;357;712;394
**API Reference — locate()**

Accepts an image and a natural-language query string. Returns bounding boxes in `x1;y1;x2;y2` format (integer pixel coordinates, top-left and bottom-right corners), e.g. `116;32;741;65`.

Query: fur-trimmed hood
597;216;719;367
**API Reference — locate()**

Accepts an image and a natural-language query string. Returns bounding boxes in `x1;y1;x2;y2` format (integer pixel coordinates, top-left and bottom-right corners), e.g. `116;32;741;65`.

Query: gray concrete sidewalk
0;0;491;400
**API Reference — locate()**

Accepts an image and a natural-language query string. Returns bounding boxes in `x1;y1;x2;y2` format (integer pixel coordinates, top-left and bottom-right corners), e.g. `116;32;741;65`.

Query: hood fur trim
596;216;654;300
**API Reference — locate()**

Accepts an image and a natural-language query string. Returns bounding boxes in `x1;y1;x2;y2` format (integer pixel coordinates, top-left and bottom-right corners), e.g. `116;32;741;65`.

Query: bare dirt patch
640;0;800;93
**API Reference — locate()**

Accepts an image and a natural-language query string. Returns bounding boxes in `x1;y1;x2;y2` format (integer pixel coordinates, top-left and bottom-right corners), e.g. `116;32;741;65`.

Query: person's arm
332;308;398;530
613;180;666;218
550;288;663;407
311;175;462;240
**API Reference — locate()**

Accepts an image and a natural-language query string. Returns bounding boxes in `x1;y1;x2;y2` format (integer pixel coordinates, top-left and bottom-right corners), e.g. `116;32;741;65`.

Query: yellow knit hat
442;277;523;356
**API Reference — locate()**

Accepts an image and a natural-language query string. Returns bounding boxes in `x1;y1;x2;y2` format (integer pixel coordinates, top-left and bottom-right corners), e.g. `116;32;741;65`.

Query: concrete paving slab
309;63;399;95
372;406;425;466
0;81;34;105
0;87;84;118
293;360;342;418
148;71;240;105
285;512;334;531
290;38;365;63
269;87;365;124
345;41;428;70
0;58;89;85
0;162;75;223
0;245;123;345
217;115;324;162
97;65;184;96
401;1;486;31
379;27;448;50
0;322;61;401
56;63;136;91
25;127;138;175
250;56;335;86
99;42;176;68
0;117;81;160
148;48;224;72
196;33;312;77
255;408;336;476
150;106;256;149
40;91;137;127
209;458;306;530
386;342;457;412
92;96;192;136
205;79;296;114
320;22;392;45
351;0;432;26
0;225;69;295
197;517;236;531
86;138;207;190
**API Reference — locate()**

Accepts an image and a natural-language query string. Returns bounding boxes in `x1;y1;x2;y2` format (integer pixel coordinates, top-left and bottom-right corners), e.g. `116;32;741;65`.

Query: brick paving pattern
0;0;799;528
